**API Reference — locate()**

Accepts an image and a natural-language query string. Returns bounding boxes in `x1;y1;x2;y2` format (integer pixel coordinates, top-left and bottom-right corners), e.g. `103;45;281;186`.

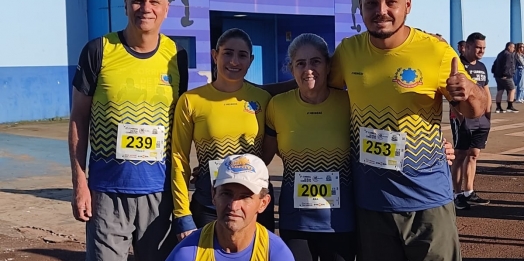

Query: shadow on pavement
21;249;135;261
21;249;84;261
501;154;524;157
475;190;524;195
456;205;524;221
460;234;524;248
477;159;524;177
462;258;522;261
489;199;524;206
0;188;71;202
461;234;524;242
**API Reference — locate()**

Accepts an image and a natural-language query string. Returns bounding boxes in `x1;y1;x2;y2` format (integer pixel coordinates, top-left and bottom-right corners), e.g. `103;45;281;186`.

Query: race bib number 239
116;123;165;161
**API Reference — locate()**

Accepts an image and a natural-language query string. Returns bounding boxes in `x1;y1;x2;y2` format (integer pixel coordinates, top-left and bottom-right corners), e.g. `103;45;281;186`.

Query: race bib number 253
359;127;407;171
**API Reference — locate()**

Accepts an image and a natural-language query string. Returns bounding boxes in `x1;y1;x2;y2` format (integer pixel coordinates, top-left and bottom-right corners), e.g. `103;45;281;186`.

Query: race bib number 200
359;127;406;171
294;172;340;209
116;123;165;161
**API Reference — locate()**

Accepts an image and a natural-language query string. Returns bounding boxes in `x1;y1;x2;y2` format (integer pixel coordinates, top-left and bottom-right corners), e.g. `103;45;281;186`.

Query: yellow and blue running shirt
265;89;354;232
171;83;271;232
72;31;188;194
329;28;472;212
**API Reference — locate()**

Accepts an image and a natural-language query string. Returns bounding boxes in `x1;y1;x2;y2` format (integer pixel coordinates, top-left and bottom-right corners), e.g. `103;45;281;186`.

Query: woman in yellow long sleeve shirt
171;28;274;241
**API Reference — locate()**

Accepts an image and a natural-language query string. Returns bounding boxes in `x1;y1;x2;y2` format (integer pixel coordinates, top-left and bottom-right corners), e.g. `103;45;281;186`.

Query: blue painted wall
0;0;88;124
245;46;264;85
222;18;278;84
0;66;75;123
88;0;110;40
276;15;335;82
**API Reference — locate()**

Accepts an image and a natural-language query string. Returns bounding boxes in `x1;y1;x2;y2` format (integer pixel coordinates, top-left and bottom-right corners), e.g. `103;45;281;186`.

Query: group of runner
68;0;489;261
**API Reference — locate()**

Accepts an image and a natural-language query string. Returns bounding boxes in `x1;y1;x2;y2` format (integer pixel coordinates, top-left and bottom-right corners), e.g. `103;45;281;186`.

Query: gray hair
285;33;331;72
259;188;270;199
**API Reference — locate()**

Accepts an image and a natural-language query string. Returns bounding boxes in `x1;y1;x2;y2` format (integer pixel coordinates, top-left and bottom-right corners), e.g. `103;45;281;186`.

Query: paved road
0;133;69;180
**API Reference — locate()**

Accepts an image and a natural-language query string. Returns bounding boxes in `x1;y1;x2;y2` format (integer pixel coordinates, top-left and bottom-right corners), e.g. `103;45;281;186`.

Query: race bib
293;172;340;209
116;123;165;161
208;159;224;185
359;127;407;171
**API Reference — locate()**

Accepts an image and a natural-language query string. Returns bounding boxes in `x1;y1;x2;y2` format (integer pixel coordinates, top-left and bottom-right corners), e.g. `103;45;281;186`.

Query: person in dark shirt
493;42;518;113
457;40;466;56
450;32;492;210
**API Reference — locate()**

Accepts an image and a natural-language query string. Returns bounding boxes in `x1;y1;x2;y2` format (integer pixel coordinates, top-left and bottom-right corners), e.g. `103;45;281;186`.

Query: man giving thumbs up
447;57;488;117
328;1;486;261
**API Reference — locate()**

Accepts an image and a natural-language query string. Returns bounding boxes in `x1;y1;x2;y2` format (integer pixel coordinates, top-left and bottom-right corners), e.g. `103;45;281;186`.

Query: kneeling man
166;154;294;260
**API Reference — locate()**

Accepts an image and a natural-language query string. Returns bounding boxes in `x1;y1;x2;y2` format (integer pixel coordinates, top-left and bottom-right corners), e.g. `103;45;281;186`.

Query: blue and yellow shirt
171;83;271;232
72;31;188;194
329;28;471;212
265;88;354;232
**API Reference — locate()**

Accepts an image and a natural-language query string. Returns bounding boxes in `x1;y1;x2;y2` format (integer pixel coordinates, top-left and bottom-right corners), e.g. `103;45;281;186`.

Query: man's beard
367;14;407;39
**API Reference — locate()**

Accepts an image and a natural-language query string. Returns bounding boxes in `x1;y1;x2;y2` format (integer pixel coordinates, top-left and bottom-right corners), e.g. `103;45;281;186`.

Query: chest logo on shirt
392;68;423;88
244;101;261;114
160;74;172;86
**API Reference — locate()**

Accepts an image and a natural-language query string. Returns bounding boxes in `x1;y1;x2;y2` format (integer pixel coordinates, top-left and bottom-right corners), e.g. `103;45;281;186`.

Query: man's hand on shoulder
428;33;448;44
177;229;197;242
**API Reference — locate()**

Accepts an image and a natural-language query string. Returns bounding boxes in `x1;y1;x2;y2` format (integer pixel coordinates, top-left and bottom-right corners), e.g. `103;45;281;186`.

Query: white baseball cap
214;154;269;194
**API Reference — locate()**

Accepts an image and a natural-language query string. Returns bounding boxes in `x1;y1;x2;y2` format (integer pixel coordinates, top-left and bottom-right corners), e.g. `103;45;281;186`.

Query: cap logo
227;156;255;174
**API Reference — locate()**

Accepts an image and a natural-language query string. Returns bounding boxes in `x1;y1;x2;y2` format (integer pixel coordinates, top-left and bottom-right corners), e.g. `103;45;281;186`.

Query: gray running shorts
85;190;177;261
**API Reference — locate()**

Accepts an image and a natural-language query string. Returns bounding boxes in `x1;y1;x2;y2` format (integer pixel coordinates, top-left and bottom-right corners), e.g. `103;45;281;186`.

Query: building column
450;0;463;51
87;0;110;40
511;0;522;43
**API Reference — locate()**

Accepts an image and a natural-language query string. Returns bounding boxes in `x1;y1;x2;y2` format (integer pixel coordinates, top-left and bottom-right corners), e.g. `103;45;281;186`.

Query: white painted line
441;119;508;131
489;123;524;132
505;131;524;137
500;146;524;155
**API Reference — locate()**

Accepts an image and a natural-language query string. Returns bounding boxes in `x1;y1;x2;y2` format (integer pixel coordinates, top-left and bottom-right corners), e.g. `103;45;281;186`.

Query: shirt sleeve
265;98;277;137
72;37;103;96
437;46;474;101
164;230;199;260
175;44;189;97
171;93;197;233
328;39;348;89
269;233;296;261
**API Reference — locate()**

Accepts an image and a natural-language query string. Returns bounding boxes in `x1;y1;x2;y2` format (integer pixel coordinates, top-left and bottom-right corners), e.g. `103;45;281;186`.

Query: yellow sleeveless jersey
72;31;188;194
265;88;354;232
171;83;271;231
329;27;472;212
195;222;269;260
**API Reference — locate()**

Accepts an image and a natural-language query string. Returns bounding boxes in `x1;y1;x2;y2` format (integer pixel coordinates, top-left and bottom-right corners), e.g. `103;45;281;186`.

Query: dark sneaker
454;194;471;210
507;107;519;113
495;108;506;113
466;192;490;205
